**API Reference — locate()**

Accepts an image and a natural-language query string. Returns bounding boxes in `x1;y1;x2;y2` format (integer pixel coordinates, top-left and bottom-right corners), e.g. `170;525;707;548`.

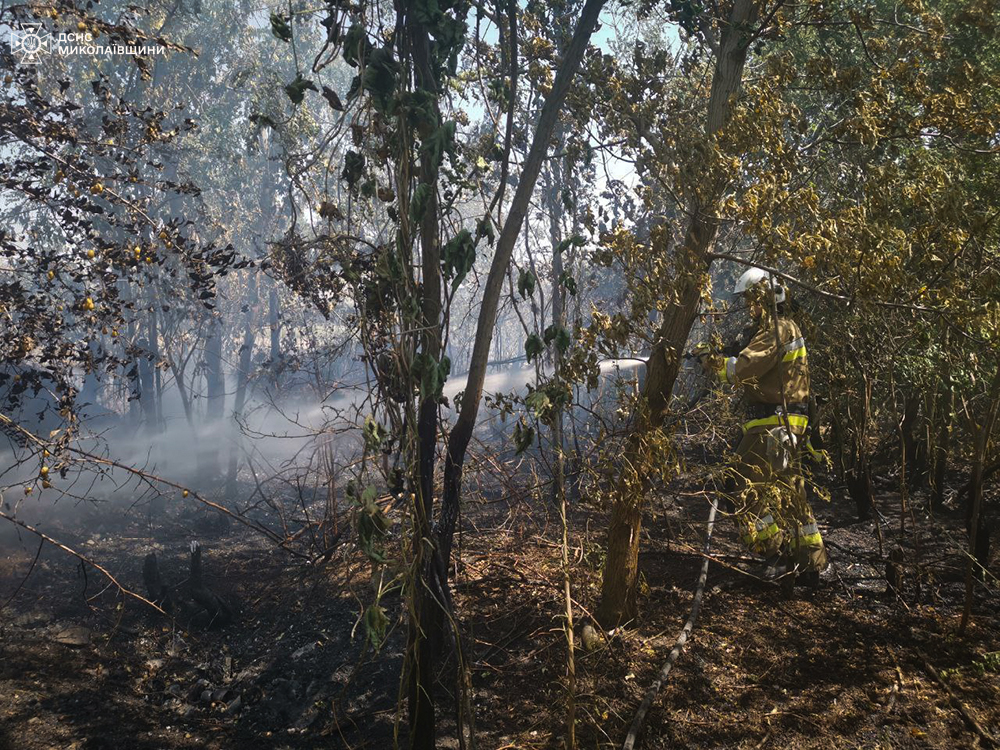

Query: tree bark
595;0;761;628
224;321;255;500
931;385;954;511
269;286;281;374
901;392;927;485
406;12;447;749
959;363;1000;635
202;317;226;483
930;328;952;511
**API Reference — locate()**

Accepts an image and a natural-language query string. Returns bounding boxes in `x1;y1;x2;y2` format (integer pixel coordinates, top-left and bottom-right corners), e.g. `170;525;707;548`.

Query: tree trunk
847;448;874;522
406;13;447;749
930;328;952;511
269;286;281;375
595;0;761;628
930;385;954;511
901;392;927;485
202;318;226;483
547;161;566;507
439;0;606;570
959;364;1000;635
546;161;576;746
225;321;255;500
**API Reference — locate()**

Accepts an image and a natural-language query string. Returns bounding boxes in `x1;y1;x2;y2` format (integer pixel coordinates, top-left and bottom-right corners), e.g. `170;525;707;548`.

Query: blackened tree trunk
930;384;954;511
901;392;927;486
960;363;1000;635
405;12;447;749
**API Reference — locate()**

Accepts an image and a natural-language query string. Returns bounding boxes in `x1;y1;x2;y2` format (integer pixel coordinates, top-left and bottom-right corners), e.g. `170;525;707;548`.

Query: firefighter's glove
689;342;718;375
804;438;832;469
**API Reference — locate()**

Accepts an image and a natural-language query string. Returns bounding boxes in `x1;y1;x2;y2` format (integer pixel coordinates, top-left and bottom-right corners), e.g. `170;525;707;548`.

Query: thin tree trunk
959;363;1000;635
225;322;255;500
545;160;575;746
548;162;566;507
406;12;447;749
931;386;954;511
901;392;926;485
202;317;225;483
269;286;281;373
439;0;606;570
931;328;952;511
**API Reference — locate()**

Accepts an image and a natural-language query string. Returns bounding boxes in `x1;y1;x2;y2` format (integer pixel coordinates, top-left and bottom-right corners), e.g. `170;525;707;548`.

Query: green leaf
343;23;370;67
341;150;365;189
362;47;400;115
412;352;450;399
525;389;551;415
525;333;544;363
410;183;432;224
559;271;577;296
513;418;535;455
422;120;457;174
561;187;573;211
270;12;292;42
544;324;572;353
356;484;390;563
285;73;317;105
518;269;536;299
442;229;476;291
476;217;495;245
555;234;587;255
364;604;389;648
363;415;388;452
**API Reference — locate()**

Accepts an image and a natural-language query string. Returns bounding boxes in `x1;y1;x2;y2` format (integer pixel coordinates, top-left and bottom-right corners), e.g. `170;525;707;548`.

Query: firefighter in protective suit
699;267;829;588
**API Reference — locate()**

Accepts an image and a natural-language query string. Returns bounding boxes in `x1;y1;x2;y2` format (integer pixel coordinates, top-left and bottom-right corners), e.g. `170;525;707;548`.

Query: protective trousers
727;427;829;573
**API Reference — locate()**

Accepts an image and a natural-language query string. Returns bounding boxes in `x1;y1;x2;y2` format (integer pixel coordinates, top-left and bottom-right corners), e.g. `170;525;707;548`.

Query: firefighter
699;267;829;588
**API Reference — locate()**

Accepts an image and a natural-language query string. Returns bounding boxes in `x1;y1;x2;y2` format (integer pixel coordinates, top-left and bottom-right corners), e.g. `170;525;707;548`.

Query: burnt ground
2;454;999;749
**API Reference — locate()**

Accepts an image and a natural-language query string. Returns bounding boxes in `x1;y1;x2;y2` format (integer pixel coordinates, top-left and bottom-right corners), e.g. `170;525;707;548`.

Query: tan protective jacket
718;315;810;408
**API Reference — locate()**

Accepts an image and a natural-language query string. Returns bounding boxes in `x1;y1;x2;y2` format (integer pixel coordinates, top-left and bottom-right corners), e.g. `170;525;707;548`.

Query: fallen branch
622;497;718;750
0;412;307;557
0;509;167;616
920;654;997;748
1;537;43;612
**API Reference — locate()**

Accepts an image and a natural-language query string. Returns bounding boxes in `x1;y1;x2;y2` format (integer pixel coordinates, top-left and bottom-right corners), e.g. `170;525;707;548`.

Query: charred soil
1;461;998;749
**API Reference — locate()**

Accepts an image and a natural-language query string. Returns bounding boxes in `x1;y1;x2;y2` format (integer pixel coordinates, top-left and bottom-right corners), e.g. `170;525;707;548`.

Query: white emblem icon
10;23;52;65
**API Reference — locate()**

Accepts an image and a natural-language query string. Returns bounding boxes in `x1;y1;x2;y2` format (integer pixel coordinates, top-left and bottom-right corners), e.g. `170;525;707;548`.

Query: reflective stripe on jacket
717;316;810;409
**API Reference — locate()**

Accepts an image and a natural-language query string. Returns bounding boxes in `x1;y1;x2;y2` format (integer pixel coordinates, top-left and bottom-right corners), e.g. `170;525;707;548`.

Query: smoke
0;355;648;553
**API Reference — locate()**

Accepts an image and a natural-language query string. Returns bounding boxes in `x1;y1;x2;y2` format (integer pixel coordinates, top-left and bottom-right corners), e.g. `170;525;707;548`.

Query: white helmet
733;266;786;304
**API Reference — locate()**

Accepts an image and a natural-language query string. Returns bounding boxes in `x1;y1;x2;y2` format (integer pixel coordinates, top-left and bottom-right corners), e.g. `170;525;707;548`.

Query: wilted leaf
270;12;292;42
525;333;544;363
518;269;536;299
285;73;317;105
